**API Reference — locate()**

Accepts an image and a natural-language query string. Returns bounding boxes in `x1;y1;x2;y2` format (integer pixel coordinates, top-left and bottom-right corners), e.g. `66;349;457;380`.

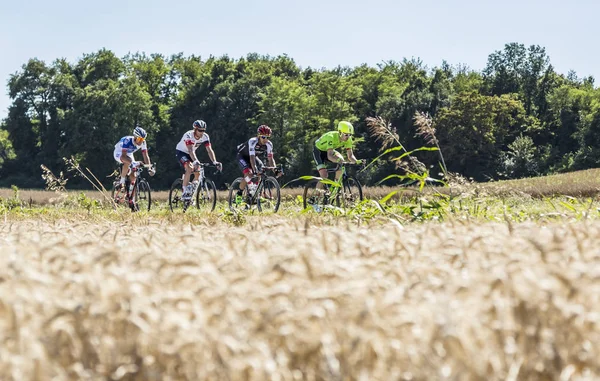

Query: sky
1;0;599;120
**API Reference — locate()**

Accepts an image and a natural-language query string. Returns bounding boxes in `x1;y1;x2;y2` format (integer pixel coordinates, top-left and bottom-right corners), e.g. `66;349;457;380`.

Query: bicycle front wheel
197;178;217;212
257;176;281;213
337;176;363;208
134;180;152;212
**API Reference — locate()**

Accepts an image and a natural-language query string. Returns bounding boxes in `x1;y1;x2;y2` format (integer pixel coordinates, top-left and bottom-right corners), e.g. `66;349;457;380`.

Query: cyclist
175;119;222;200
234;124;281;202
113;126;155;197
313;121;361;190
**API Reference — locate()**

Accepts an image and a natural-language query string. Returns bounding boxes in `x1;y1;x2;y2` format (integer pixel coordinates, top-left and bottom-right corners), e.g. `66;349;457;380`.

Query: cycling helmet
257;125;272;136
133;126;147;139
193;120;207;130
337;121;354;135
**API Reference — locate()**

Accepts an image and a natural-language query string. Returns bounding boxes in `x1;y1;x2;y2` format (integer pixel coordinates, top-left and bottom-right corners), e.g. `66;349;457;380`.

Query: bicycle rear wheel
169;178;187;212
111;180;128;209
337;176;363;208
228;178;252;212
303;179;330;212
197;178;217;212
257;176;280;213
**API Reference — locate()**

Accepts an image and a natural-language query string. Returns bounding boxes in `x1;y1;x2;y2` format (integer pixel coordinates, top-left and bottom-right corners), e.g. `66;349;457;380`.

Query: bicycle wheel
196;178;217;212
169;178;186;212
303;179;330;212
257;176;281;213
228;177;252;212
337;176;363;208
133;180;152;212
111;180;129;209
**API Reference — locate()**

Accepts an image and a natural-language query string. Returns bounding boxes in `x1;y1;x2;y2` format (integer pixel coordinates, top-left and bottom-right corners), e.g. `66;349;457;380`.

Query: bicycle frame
113;163;154;211
318;164;351;199
246;166;281;204
185;165;207;201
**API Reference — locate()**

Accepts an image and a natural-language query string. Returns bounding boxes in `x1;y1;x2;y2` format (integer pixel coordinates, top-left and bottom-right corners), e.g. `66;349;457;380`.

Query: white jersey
175;130;211;153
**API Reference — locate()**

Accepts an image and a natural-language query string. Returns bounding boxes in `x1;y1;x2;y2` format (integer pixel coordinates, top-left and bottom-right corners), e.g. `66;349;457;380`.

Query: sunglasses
196;129;206;132
342;133;353;137
134;137;145;143
259;135;270;139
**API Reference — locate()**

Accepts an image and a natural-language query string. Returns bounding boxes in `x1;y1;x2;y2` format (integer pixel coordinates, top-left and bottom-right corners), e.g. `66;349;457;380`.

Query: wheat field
1;211;599;380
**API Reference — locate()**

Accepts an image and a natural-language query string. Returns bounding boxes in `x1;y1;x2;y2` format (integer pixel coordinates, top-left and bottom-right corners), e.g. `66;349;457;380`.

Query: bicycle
228;165;282;213
302;162;363;211
169;162;219;212
111;163;154;212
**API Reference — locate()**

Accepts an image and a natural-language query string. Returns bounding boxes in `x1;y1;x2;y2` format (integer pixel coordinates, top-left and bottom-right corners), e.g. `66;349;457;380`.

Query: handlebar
194;162;222;173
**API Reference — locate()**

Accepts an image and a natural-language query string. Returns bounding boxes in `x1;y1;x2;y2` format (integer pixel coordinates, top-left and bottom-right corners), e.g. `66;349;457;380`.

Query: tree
435;91;538;180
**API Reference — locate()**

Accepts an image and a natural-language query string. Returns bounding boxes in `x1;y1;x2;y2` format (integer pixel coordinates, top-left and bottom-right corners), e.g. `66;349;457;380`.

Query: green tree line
1;42;599;189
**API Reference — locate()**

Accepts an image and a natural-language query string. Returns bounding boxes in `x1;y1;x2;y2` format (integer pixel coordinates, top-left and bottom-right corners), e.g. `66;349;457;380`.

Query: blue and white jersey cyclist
113;126;155;192
175;119;222;200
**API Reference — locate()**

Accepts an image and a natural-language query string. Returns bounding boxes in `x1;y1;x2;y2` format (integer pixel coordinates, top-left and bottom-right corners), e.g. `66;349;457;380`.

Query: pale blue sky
1;0;598;120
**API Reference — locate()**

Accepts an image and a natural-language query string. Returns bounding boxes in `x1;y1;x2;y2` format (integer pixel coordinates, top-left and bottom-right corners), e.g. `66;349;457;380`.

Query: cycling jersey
115;136;147;154
315;131;353;151
176;130;211;153
237;137;273;158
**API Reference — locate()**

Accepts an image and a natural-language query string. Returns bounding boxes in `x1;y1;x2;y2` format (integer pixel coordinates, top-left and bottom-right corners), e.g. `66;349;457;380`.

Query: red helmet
257;125;272;136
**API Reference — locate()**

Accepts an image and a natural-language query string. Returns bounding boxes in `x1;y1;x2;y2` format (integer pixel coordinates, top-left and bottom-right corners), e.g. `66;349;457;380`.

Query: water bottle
248;183;258;196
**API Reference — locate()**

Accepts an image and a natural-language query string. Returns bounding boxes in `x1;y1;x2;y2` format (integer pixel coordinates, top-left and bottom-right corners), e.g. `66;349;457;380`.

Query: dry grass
1;214;599;380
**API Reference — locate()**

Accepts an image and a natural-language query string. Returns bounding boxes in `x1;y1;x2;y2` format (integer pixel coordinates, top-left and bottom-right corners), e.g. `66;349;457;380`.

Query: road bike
302;162;363;212
228;166;282;213
111;163;154;212
169;162;219;212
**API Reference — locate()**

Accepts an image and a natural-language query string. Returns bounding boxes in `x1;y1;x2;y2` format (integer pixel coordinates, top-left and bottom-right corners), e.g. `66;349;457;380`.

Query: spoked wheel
196;179;217;212
169;178;188;212
228;177;252;213
133;180;152;212
111;180;129;209
337;176;363;208
257;176;281;213
302;179;330;212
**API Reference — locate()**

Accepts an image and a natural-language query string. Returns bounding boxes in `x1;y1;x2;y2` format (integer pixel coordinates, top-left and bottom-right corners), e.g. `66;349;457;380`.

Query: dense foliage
1;43;598;189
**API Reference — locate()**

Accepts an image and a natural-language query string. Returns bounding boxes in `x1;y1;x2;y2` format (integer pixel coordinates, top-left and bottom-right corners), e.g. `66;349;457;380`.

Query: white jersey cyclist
176;130;211;153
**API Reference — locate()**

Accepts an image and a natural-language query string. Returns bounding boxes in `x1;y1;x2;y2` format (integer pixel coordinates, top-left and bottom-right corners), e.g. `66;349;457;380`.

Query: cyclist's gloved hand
192;160;201;169
149;167;156;176
213;161;222;171
355;159;363;165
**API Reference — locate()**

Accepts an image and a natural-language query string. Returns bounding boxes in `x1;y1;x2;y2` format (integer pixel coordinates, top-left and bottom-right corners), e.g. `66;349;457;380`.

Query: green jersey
315;131;353;151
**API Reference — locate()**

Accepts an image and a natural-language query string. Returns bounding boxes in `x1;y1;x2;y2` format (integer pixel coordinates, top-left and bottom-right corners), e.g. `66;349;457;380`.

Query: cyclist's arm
346;147;358;164
187;145;199;163
205;145;218;164
142;149;151;165
327;148;344;163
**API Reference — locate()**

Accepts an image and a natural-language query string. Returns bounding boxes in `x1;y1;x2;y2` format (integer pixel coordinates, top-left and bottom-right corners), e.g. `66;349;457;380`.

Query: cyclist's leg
313;146;329;190
237;154;253;192
176;151;193;188
113;149;128;187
